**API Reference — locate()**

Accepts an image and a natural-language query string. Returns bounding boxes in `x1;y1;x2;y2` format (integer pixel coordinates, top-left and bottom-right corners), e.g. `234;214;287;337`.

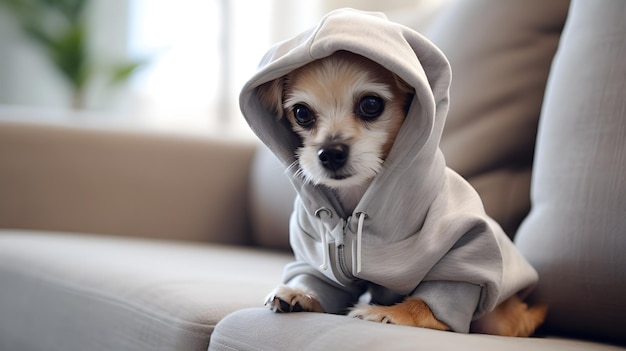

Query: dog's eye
293;104;315;128
356;96;385;119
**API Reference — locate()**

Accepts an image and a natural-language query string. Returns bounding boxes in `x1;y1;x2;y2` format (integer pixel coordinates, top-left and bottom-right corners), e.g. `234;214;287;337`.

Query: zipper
339;211;367;280
337;244;355;280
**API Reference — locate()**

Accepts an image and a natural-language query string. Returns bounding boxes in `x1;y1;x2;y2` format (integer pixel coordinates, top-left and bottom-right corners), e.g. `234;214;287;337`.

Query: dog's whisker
286;160;316;185
285;160;299;175
287;161;303;178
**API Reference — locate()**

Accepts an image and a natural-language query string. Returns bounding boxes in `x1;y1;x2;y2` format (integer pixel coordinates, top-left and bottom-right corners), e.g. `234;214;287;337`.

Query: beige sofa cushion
422;0;570;236
0;121;256;244
211;308;624;351
515;0;626;344
0;230;293;351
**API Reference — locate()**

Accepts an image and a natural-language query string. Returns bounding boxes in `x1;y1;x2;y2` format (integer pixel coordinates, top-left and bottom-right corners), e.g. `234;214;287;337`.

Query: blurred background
0;0;443;138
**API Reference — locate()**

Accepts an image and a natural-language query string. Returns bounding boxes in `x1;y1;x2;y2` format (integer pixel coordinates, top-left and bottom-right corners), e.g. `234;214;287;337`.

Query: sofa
1;0;625;350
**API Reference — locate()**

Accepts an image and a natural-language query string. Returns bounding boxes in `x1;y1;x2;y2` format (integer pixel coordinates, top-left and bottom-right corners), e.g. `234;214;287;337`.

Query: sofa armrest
0;120;257;245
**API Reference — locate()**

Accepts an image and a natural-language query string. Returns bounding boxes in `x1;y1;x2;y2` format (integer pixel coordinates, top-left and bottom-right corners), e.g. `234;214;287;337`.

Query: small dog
256;50;546;337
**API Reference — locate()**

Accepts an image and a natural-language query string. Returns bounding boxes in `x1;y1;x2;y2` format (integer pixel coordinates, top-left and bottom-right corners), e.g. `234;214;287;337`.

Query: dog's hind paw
265;285;324;313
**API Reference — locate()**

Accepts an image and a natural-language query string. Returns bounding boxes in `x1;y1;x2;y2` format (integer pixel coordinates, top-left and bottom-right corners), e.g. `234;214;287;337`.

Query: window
128;0;273;137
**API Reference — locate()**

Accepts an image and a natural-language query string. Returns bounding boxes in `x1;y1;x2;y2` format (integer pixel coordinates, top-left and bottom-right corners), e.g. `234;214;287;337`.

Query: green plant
0;0;146;109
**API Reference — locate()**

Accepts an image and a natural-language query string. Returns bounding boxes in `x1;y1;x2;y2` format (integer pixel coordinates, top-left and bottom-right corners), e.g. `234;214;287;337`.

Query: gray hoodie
240;9;538;333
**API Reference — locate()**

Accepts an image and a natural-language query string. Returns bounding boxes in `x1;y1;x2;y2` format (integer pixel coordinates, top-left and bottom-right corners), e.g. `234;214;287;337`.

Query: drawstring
320;231;329;270
355;211;367;275
315;208;332;271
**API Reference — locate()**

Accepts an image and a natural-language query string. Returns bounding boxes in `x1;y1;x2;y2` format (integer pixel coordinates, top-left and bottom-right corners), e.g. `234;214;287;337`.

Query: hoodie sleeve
282;262;365;314
411;281;481;333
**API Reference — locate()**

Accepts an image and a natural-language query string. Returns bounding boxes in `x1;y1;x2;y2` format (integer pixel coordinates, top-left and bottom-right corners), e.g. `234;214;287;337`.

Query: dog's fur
257;51;546;337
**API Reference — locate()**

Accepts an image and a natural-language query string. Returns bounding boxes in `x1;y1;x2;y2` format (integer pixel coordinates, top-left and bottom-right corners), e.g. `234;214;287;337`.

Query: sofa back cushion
248;145;295;250
421;0;570;237
0;121;256;245
515;0;626;344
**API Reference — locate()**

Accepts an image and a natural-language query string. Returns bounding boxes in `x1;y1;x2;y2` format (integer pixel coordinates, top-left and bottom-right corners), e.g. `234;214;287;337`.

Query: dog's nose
318;143;349;171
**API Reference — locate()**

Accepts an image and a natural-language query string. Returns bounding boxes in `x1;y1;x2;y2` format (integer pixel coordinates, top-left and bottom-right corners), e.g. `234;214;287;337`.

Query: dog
255;50;546;337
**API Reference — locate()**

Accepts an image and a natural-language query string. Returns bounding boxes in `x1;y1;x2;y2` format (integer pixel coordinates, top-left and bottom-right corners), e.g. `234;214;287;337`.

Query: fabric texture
0;230;292;351
239;8;538;332
515;0;626;344
419;0;570;237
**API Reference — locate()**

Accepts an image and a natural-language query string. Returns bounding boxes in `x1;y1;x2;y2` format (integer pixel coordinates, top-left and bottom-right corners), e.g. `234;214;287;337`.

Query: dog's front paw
348;298;449;331
349;303;397;324
265;285;324;313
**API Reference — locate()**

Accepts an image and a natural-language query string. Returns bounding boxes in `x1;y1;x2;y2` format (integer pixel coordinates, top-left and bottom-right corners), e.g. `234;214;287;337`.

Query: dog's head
257;51;413;189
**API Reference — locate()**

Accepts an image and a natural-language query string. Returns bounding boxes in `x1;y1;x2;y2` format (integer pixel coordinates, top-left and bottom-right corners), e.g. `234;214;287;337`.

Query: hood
240;8;451;229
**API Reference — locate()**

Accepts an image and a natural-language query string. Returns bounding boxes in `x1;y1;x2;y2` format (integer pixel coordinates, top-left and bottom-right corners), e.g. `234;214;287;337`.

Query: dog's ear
393;74;415;115
256;77;285;119
393;74;413;95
